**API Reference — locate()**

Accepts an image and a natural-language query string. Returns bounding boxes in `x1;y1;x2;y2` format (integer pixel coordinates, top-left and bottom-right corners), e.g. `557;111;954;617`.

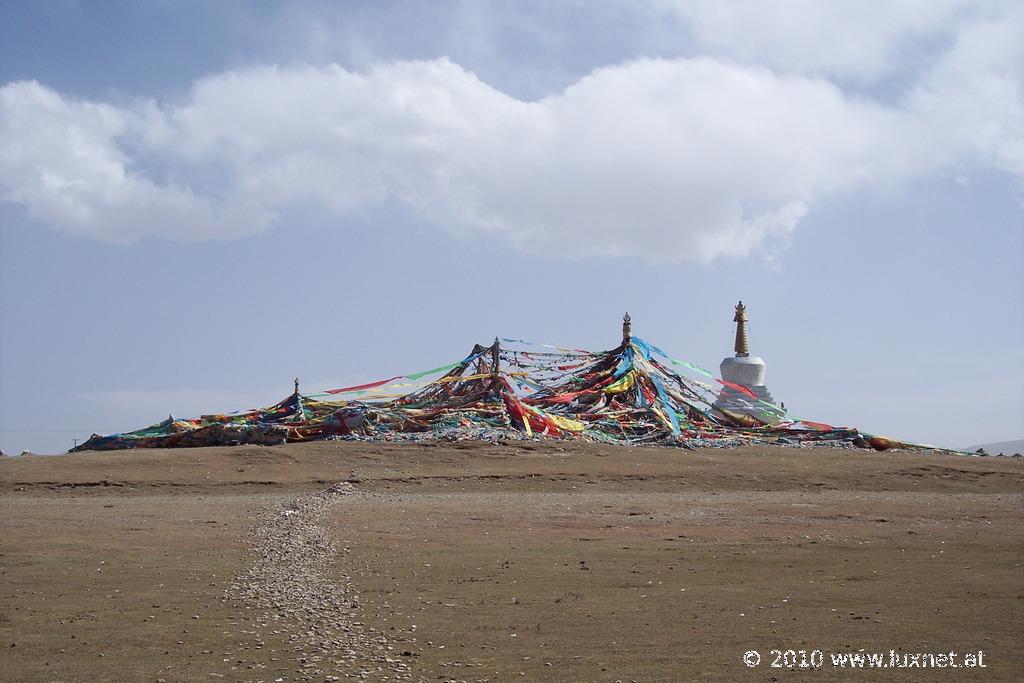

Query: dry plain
2;441;1022;682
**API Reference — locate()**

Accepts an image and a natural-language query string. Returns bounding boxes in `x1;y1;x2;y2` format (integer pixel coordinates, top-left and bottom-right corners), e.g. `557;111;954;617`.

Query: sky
1;0;1021;454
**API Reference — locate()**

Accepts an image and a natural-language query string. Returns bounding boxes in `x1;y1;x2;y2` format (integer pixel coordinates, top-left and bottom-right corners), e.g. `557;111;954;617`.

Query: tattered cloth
71;337;952;454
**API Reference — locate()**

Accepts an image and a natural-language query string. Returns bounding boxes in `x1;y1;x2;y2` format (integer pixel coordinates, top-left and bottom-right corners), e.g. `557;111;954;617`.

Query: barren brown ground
2;441;1022;682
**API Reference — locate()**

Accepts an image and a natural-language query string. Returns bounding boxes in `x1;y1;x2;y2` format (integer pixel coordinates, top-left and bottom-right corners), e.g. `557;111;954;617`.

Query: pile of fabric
70;334;952;453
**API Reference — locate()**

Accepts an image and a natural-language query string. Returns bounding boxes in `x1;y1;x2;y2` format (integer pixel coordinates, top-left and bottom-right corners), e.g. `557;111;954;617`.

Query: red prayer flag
717;379;757;399
798;420;834;431
324;376;403;395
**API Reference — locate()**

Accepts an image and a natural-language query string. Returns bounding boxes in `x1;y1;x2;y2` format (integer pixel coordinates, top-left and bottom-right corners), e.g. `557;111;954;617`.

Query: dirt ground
2;441;1022;682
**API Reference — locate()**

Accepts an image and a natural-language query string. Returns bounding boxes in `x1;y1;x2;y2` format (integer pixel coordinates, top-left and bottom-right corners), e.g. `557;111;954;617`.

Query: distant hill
965;439;1024;455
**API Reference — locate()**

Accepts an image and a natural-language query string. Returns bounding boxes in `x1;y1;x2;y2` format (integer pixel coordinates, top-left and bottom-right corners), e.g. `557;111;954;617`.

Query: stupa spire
733;301;749;358
715;300;780;424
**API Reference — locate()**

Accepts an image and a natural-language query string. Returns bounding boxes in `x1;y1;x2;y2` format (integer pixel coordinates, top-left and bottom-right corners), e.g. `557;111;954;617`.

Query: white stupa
713;301;781;424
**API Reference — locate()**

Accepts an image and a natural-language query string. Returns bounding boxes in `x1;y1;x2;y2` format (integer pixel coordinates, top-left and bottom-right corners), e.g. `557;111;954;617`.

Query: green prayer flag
404;362;460;381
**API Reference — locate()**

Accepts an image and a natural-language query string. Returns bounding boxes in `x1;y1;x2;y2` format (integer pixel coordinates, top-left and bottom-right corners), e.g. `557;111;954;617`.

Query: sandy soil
2;441;1022;682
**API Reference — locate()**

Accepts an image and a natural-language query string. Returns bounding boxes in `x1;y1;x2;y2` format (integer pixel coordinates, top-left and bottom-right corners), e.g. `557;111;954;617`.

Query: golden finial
622;312;632;344
733;301;749;357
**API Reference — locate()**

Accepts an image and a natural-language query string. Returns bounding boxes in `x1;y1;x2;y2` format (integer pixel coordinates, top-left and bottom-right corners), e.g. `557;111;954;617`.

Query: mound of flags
71;335;951;454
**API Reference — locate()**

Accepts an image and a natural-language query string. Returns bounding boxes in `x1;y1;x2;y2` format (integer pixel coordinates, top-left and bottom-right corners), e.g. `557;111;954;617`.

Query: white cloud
906;12;1024;179
0;3;1021;263
661;0;971;80
0;82;273;242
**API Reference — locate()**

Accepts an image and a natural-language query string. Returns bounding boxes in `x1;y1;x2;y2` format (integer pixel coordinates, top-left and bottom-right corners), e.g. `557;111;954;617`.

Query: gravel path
227;483;414;681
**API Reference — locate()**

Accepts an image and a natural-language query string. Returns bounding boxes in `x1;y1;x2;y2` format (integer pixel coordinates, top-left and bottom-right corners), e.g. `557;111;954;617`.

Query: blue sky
1;0;1021;454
